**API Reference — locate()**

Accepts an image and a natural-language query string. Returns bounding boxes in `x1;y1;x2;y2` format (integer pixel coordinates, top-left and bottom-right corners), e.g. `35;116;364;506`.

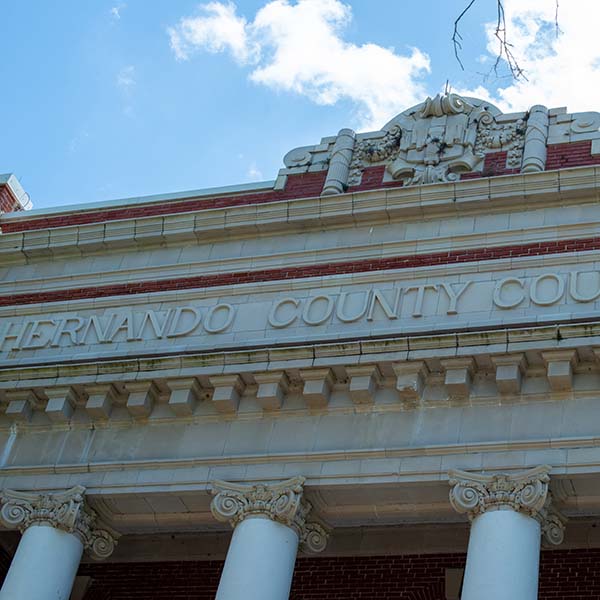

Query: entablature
0;319;599;429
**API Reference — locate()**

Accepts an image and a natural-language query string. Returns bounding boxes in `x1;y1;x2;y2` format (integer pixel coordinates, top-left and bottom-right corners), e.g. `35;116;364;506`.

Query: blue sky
1;1;598;210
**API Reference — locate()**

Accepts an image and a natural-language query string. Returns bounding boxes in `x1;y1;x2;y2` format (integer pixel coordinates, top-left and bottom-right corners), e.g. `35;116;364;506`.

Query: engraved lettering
136;310;173;340
366;289;401;321
530;274;565;306
268;298;299;329
21;319;57;350
440;282;472;315
166;307;201;338
302;295;334;326
107;313;136;342
569;271;600;303
336;291;370;323
51;317;85;347
81;315;115;344
0;322;22;351
493;277;525;309
204;304;235;334
405;284;438;317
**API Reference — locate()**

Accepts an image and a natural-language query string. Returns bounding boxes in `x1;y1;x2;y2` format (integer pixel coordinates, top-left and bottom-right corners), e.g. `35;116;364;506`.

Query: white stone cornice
210;477;328;553
448;466;565;546
0;486;117;560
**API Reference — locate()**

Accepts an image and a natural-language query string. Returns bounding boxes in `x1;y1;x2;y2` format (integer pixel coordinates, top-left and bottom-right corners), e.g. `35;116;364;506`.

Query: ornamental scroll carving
448;465;565;546
346;93;527;187
0;485;117;560
282;93;600;194
210;476;328;553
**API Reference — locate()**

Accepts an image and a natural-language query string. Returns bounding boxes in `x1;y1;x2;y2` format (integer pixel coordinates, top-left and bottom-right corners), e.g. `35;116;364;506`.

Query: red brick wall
0;171;327;234
72;550;600;600
546;141;600;170
460;151;520;180
0;186;21;214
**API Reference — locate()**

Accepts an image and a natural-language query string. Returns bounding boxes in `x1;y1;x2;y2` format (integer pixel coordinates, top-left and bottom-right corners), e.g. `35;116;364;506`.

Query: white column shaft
461;510;541;600
216;516;299;600
0;524;83;600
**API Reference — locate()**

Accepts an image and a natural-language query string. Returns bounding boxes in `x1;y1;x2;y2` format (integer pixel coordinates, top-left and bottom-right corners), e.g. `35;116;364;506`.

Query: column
449;465;565;600
211;476;328;600
0;486;116;600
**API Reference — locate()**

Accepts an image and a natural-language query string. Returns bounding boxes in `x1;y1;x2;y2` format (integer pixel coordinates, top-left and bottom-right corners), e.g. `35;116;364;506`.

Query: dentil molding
448;465;566;545
210;476;328;553
0;485;117;560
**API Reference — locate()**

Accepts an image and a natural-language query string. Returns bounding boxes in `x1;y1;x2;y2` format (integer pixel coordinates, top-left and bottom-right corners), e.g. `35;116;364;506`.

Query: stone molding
210;477;328;553
448;465;565;545
0;485;117;560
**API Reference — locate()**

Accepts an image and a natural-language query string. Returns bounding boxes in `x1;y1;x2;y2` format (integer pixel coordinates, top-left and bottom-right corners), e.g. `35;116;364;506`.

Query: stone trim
1;166;597;258
0;171;327;234
210;477;328;554
4;235;600;308
0;323;600;429
448;466;565;545
0;486;117;560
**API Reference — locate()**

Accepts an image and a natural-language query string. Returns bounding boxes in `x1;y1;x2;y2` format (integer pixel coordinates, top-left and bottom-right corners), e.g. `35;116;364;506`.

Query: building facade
0;94;600;599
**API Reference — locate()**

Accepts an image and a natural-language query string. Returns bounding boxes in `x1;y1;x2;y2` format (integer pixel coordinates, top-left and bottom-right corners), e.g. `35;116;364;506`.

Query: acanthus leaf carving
210;477;329;554
345;93;533;187
448;465;565;546
0;486;117;560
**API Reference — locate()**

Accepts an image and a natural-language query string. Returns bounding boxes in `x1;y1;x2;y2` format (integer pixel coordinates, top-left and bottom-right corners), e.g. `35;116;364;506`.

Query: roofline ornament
419;93;474;117
210;477;329;553
0;486;117;560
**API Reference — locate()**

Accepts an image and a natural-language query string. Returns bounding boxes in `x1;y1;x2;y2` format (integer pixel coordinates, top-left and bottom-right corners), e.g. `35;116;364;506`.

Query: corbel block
491;354;527;395
441;358;475;398
167;378;203;416
346;365;381;404
393;361;428;405
5;391;35;423
209;375;244;414
45;386;79;422
543;350;576;391
253;372;289;410
125;381;159;418
85;384;118;420
299;368;334;409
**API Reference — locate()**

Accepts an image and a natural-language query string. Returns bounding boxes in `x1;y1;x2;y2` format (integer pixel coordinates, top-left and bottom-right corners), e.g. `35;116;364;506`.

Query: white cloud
116;66;136;116
168;2;257;63
247;163;264;181
117;65;136;91
110;3;126;20
459;0;600;113
168;0;430;128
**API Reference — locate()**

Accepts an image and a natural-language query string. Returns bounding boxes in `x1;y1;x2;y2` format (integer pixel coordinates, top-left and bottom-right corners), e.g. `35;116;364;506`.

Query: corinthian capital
210;477;328;553
0;486;117;560
448;465;565;545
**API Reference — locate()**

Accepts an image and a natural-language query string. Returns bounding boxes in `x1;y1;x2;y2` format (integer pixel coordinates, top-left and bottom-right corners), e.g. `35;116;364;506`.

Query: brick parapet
0;186;21;214
2;138;599;234
0;171;327;234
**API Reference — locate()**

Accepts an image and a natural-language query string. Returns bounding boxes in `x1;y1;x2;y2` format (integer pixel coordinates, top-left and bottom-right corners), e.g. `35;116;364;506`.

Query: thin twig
453;0;534;82
491;0;527;81
452;0;477;71
555;0;562;36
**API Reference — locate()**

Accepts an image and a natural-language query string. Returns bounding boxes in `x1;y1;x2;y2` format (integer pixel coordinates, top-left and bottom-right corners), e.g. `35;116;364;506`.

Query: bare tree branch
452;0;477;71
452;0;535;82
491;0;527;81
